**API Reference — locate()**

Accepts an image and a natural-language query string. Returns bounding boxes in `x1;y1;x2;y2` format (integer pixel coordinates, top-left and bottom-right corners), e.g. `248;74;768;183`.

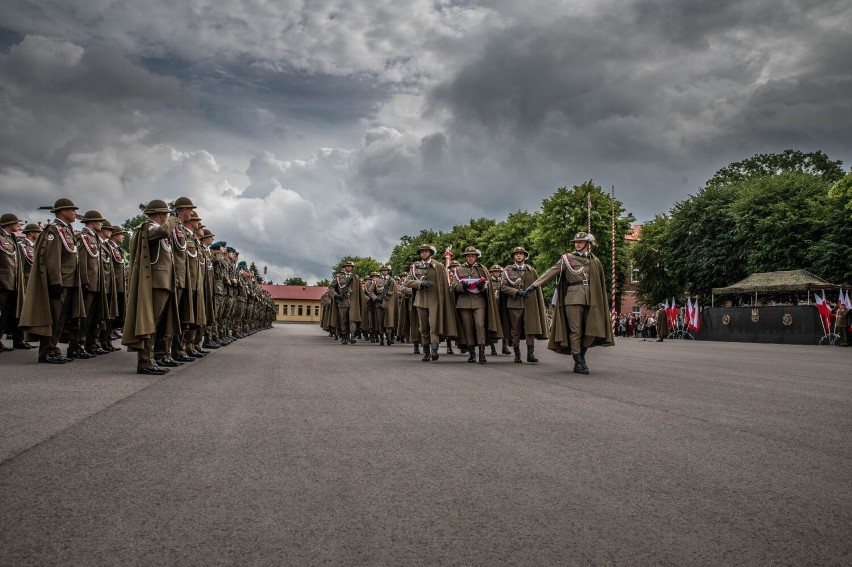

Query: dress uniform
499;247;548;363
402;244;458;361
523;232;614;374
0;213;24;352
74;210;109;358
330;261;362;344
20;198;86;364
451;246;492;363
489;264;511;356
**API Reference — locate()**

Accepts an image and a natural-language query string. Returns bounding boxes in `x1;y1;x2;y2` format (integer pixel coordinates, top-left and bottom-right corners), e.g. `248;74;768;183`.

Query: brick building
260;285;326;323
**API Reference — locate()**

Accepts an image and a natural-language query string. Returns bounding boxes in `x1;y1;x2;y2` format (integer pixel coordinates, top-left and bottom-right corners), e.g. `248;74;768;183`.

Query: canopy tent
711;269;843;306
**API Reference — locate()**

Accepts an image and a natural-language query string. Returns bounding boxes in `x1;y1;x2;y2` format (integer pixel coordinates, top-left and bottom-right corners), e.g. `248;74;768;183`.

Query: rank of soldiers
321;236;615;374
1;198;275;374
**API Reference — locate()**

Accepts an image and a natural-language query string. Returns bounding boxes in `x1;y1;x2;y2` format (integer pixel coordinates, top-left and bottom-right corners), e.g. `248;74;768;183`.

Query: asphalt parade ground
1;326;850;566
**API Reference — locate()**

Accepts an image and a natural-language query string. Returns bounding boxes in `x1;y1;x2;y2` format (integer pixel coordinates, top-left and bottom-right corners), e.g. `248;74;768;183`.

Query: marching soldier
122;199;181;374
450;246;501;364
96;220;119;352
367;266;398;346
19;224;43;291
520;232;614;374
20;198;86;364
656;304;669;342
836;302;849;347
403;244;458;361
0;213;25;352
499;247;548;363
107;223;127;347
330;261;362;344
489;264;511;356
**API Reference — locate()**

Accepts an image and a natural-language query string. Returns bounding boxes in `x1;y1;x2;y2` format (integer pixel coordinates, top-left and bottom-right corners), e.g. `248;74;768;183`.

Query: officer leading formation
320;232;614;374
4;198;275;374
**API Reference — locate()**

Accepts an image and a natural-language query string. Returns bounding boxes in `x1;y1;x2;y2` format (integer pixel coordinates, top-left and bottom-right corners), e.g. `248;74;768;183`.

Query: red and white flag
666;297;678;329
841;289;852;331
690;297;701;332
814;291;833;334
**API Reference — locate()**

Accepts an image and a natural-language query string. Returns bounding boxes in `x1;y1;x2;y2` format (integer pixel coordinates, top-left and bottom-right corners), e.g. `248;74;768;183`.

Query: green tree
442;217;498;265
631;215;681;307
829;171;852;213
315;278;331;287
119;214;147;254
331;256;381;278
530;182;632;304
283;277;308;286
706;149;844;188
479;210;539;268
388;229;445;276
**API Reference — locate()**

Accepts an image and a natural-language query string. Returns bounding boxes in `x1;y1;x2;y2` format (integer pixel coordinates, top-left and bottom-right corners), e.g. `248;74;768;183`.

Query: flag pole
611;185;617;333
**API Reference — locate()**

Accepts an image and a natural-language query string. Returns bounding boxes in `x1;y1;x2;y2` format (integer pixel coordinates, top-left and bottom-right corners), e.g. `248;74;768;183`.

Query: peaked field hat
462;246;481;257
51;198;78;212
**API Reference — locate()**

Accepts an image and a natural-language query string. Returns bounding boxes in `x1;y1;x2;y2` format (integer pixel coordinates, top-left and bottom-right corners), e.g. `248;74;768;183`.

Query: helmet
173;196;196;209
81;210;106;223
0;213;21;226
573;232;596;245
51;198;78;213
510;246;529;258
143;200;171;214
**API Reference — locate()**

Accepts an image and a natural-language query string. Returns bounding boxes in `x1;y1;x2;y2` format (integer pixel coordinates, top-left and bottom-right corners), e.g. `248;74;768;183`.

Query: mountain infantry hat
380;265;390;271
418;244;437;256
510;246;529;258
202;229;215;238
51;198;78;213
449;260;460;268
81;210;106;223
0;213;21;226
462;246;481;257
110;225;126;236
573;231;596;244
173;196;196;209
101;220;114;231
190;211;202;221
143;199;171;214
343;261;355;268
370;271;380;277
490;264;502;272
23;223;43;233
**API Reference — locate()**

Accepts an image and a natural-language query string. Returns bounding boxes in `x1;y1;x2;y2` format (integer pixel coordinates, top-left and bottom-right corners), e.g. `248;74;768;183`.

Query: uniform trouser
564;304;593;354
337;304;351;334
838;326;849;346
38;287;74;358
78;290;103;350
212;293;226;339
138;289;171;370
174;289;197;355
459;305;486;346
156;288;182;358
417;306;440;345
375;306;386;333
508;308;536;347
0;288;24;346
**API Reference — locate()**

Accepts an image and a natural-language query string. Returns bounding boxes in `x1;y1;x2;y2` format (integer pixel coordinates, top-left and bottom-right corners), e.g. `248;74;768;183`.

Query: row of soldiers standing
0;198;275;374
321;233;614;374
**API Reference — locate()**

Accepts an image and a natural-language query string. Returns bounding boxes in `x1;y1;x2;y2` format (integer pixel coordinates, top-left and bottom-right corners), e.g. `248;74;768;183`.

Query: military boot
502;340;511;355
478;345;486;364
527;344;538;364
467;347;476;363
341;333;349;345
386;332;393;346
430;342;440;361
490;343;497;356
379;334;385;346
573;354;588;374
513;345;522;363
579;347;590;373
446;342;454;355
413;342;421;355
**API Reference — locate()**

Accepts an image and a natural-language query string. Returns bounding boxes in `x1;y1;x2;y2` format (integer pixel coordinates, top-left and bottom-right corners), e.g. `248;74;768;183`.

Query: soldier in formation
7;197;273;371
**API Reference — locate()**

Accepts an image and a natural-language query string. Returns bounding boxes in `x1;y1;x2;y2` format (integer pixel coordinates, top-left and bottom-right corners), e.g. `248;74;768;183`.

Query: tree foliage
707;149;844;188
331;256;382;278
283;277;308;286
314;278;331;287
632;215;681;306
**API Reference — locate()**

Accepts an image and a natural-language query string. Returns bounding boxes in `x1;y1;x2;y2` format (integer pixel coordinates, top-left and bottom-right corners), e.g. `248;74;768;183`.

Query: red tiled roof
260;285;326;301
625;224;642;242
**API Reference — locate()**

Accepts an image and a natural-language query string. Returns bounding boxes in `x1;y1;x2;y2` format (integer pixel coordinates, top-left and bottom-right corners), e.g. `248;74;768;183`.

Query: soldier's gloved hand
422;279;435;289
523;284;537;296
48;284;63;300
476;279;487;291
516;289;528;299
81;283;90;294
334;293;343;301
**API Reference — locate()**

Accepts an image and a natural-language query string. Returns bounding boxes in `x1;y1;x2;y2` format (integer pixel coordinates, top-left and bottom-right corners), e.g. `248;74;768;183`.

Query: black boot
431;342;440;361
527;344;538;363
414;342;420;354
656;336;664;342
513;345;522;363
379;334;385;346
386;333;393;345
573;354;588;374
468;347;476;363
478;345;486;364
579;347;590;373
422;346;431;362
341;333;349;345
446;342;454;355
502;340;511;355
490;343;497;356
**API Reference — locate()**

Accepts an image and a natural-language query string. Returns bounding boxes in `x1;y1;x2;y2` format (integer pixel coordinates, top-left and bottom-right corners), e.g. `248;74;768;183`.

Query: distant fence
695;306;825;345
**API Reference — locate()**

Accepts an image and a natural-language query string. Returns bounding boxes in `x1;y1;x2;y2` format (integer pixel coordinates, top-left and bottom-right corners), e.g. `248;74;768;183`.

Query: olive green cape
548;253;614;355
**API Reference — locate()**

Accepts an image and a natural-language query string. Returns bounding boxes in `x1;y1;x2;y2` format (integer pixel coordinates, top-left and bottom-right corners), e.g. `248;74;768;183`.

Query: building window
314;306;319;316
632;305;641;315
631;268;640;283
298;305;303;316
290;305;295;316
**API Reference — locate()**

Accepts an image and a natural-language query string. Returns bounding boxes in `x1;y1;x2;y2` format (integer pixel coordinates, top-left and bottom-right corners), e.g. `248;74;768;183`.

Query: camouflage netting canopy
712;270;842;295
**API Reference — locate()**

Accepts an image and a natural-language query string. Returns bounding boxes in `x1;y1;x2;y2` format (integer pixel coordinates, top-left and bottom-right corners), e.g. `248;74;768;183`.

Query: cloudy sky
1;0;850;283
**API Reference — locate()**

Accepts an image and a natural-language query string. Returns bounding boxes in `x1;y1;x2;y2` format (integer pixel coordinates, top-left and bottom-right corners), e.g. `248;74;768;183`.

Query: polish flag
685;297;694;331
814;291;833;334
842;289;852;331
666;297;678;329
690;297;701;332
